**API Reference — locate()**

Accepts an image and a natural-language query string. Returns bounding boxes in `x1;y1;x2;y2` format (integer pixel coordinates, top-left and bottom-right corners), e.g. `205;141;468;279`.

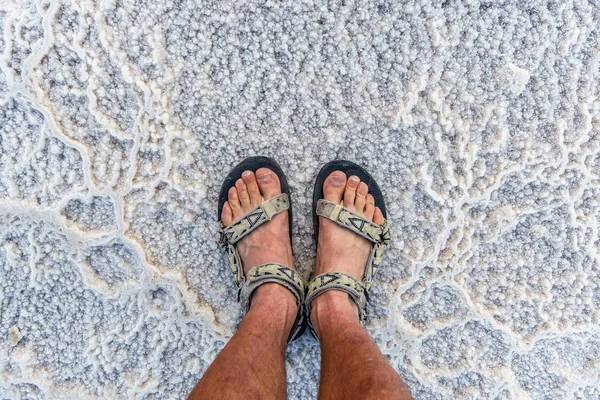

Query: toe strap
240;263;306;342
316;199;389;244
219;193;290;246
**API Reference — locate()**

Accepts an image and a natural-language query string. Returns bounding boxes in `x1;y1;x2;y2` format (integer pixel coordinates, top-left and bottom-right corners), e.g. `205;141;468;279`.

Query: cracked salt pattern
0;0;599;398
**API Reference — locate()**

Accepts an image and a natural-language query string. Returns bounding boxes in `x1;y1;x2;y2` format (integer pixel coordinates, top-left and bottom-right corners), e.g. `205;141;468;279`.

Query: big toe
255;168;282;199
323;171;346;203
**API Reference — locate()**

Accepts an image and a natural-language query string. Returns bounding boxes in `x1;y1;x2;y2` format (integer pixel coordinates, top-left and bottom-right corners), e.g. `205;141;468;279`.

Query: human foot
310;171;385;331
221;168;296;316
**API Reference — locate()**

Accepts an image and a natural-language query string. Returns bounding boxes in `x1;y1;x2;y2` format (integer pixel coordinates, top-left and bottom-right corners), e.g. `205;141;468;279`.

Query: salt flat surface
1;0;600;398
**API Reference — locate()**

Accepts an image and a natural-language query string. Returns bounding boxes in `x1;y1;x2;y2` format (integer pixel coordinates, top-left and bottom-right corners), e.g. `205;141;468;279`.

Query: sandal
305;160;391;336
217;156;306;342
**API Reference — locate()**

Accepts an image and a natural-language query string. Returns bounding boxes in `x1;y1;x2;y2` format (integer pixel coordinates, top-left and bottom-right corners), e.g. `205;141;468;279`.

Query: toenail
331;175;345;185
242;170;252;178
257;170;271;181
349;176;359;185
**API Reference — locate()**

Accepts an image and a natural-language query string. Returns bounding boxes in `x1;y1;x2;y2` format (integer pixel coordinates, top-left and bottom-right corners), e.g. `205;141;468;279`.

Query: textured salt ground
1;0;600;399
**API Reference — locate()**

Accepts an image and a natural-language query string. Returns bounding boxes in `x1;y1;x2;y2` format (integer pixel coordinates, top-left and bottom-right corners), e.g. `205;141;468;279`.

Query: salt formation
1;0;599;398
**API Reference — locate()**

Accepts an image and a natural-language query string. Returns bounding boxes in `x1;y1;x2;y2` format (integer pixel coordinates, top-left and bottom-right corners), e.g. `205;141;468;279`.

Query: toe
242;170;262;206
355;182;368;211
344;175;359;208
256;168;282;199
222;202;234;225
373;206;385;225
228;186;241;212
323;171;346;203
236;178;251;208
364;194;375;220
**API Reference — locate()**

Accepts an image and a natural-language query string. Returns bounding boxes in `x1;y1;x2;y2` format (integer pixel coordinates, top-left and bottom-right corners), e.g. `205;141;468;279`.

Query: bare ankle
310;291;361;337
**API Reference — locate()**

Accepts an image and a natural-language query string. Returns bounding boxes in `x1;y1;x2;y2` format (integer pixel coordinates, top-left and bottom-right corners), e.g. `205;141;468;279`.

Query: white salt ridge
1;0;600;399
498;62;530;95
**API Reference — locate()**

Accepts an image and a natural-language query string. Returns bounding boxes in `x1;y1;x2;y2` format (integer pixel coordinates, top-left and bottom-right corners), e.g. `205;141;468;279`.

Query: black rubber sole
218;156;293;240
313;160;388;241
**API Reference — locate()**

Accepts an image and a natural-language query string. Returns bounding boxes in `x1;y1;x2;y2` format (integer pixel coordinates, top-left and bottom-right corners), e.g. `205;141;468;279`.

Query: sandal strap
240;263;306;342
316;199;388;244
316;199;391;292
219;193;289;246
218;193;290;285
364;225;389;291
305;272;368;334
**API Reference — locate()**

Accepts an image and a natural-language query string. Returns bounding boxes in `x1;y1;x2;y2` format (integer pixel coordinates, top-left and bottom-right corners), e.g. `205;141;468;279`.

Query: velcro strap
261;193;289;219
239;263;305;307
239;263;306;342
219;194;289;245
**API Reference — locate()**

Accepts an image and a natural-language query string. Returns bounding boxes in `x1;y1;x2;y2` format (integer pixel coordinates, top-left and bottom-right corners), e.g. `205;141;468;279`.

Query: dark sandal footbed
312;160;388;242
218;156;293;243
217;156;306;340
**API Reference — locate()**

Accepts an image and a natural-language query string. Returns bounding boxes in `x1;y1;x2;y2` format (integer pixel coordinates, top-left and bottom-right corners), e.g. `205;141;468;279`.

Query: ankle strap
240;263;306;342
305;272;367;337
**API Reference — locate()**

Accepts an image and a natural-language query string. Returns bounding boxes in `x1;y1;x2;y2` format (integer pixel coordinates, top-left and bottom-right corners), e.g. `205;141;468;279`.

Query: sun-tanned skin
188;168;413;400
311;172;413;400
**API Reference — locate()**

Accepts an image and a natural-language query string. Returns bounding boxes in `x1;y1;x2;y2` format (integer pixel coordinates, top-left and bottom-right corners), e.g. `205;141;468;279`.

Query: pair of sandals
217;157;391;341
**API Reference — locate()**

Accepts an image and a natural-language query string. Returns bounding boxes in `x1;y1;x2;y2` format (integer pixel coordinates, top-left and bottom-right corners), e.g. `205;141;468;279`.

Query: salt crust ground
0;0;599;398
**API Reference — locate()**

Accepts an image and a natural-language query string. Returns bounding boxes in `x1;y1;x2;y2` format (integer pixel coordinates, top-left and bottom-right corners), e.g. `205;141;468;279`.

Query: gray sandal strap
241;263;306;342
316;199;384;243
240;264;306;308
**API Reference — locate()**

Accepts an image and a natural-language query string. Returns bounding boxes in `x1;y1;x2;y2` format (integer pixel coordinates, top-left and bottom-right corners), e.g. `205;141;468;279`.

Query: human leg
188;167;299;399
311;292;412;400
310;170;413;400
188;284;296;400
